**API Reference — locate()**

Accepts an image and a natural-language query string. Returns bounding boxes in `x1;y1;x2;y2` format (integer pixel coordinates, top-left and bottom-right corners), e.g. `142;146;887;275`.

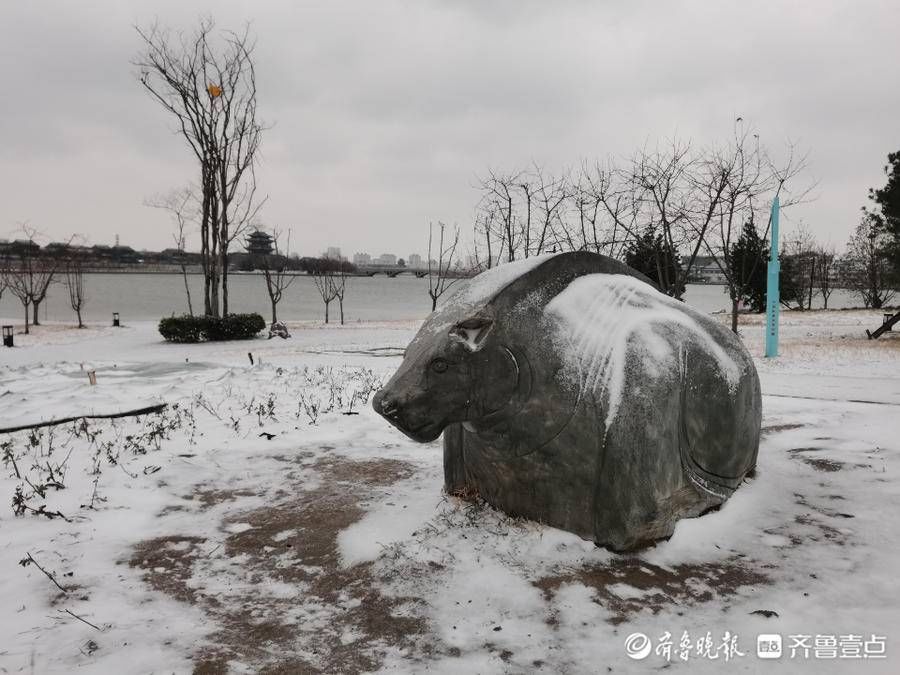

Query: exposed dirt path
130;453;437;674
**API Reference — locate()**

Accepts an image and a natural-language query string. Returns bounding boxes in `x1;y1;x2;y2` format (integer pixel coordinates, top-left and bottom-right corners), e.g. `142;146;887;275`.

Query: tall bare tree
260;228;296;325
147;187;196;316
135;18;264;318
65;239;88;328
427;222;461;312
311;259;340;323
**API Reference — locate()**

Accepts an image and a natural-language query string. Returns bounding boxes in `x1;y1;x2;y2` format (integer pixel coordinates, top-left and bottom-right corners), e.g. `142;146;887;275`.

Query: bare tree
475;164;574;263
697;126;811;330
477;170;521;263
581;160;640;258
311;259;339;323
427;222;461;312
471;204;504;272
482;139;711;296
471;125;811;310
135;18;264;318
2;271;31;334
844;214;896;308
65;245;88;328
332;263;348;325
1;226;61;332
147;187;196;316
534;165;572;254
571;164;605;254
782;224;819;310
816;246;837;309
259;228;296;325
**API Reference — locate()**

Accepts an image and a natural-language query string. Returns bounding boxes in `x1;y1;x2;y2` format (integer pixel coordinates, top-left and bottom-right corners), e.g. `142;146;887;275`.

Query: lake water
0;272;863;325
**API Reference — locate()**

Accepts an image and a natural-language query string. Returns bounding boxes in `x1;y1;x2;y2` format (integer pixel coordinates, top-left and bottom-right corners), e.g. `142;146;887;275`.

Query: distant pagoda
246;230;274;257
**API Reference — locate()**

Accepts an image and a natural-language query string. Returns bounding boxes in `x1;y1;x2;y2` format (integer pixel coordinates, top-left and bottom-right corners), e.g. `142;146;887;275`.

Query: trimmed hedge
159;313;266;343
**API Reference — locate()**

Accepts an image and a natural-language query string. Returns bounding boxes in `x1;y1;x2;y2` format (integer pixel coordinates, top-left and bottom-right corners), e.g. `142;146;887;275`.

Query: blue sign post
764;196;780;358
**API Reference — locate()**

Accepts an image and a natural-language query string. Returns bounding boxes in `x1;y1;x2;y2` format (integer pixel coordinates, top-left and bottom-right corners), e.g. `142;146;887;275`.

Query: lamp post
764;196;780;358
112;312;120;327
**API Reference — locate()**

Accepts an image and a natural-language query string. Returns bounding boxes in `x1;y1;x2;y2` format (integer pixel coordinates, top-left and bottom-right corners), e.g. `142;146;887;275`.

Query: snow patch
545;274;742;428
452;254;557;307
337;478;440;566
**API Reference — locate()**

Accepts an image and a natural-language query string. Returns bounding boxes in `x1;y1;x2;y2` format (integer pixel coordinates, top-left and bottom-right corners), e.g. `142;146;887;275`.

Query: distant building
408;253;422;269
691;256;728;284
377;253;397;266
245;230;274;257
353;252;371;265
325;246;342;260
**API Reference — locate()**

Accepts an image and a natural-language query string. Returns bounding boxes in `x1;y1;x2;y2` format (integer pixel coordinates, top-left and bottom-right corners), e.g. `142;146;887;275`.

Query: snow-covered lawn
1;311;898;673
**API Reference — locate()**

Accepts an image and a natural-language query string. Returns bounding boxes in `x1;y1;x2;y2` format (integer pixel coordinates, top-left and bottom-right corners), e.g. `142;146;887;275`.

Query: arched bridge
354;265;429;278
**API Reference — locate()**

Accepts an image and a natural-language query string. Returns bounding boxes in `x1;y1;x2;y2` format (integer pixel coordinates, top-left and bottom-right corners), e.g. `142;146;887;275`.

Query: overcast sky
1;0;898;258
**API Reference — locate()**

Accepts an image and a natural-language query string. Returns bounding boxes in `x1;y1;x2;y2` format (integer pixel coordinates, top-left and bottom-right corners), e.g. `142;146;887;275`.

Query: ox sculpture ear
451;317;493;352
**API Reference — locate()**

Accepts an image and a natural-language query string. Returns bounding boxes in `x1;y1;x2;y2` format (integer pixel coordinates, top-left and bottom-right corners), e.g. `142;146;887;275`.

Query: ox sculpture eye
431;358;450;374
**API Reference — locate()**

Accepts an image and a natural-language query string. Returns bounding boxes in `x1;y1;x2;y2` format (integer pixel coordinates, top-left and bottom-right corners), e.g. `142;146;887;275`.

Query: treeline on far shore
0;239;357;275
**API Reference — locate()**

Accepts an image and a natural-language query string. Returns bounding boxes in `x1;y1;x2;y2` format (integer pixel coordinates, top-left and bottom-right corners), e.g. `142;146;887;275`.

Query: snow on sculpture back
374;251;762;551
546;273;744;429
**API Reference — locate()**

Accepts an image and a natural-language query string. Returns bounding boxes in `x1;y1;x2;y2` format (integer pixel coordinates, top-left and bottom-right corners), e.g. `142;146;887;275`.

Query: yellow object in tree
207;84;222;97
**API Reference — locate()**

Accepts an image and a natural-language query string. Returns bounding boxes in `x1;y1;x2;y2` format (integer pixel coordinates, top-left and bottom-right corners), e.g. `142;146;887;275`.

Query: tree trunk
324;300;330;324
339;300;344;325
32;300;41;326
807;263;815;310
23;302;30;334
203;274;212;316
431;296;438;312
181;264;193;317
209;265;220;318
76;307;84;329
731;296;739;334
271;299;278;325
221;249;229;316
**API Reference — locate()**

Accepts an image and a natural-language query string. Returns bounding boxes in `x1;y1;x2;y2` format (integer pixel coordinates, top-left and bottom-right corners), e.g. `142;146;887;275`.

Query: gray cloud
1;0;898;257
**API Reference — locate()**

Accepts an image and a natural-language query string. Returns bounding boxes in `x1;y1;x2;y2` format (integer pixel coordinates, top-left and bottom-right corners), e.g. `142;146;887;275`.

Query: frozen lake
0;271;864;324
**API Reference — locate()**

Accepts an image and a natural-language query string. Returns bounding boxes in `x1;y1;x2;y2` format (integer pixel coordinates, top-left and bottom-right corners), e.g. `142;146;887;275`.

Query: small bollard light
112;312;120;327
2;325;13;348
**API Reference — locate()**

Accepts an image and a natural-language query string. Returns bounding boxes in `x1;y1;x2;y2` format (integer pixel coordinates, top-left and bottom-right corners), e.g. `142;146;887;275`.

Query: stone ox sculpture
373;252;761;550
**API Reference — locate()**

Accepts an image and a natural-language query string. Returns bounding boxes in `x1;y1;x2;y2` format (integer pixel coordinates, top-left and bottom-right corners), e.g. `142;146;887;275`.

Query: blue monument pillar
764;196;780;358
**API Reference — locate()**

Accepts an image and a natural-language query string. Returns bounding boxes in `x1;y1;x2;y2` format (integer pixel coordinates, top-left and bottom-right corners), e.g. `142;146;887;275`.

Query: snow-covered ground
1;310;898;673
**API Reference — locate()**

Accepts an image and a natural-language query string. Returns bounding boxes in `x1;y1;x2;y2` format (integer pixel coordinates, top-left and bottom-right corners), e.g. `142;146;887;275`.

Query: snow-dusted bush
158;313;265;343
